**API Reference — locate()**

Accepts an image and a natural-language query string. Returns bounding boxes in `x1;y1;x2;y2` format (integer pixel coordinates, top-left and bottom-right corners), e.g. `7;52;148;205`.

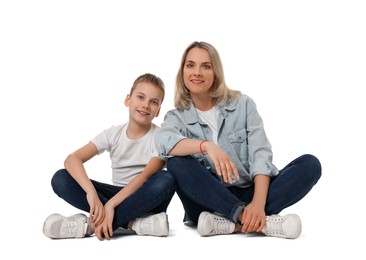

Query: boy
43;73;176;241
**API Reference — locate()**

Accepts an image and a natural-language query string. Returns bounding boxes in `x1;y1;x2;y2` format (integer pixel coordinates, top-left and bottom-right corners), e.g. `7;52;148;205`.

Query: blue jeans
167;154;321;224
51;169;176;230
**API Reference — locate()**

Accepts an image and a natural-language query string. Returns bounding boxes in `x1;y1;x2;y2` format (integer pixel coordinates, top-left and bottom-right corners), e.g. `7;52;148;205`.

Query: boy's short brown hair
130;73;165;102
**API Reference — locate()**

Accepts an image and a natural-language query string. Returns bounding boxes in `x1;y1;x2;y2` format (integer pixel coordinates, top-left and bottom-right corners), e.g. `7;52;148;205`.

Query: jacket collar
183;100;237;124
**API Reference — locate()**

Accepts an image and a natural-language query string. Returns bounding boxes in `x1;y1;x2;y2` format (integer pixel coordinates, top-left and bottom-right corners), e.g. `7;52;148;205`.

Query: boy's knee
51;169;70;194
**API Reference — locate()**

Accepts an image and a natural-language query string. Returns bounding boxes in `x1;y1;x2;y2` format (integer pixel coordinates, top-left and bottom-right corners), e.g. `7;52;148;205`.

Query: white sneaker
43;213;89;239
262;214;302;239
131;212;169;237
197;211;235;236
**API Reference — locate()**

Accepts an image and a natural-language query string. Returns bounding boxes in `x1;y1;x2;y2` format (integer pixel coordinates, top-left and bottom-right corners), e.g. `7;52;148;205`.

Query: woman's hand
240;174;269;233
203;141;239;184
240;201;266;233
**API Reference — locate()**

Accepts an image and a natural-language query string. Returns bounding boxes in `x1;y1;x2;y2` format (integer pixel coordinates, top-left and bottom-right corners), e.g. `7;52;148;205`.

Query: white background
1;0;365;259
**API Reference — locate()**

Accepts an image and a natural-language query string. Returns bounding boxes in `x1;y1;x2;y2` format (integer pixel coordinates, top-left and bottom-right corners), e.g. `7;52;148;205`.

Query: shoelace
61;219;83;237
210;216;232;235
140;218;154;234
265;217;285;236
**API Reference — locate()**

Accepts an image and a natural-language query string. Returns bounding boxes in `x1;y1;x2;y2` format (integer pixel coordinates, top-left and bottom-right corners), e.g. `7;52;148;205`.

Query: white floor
10;187;362;260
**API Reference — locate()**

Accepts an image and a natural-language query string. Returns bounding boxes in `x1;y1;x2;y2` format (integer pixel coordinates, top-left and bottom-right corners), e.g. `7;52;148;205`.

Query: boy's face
124;82;163;126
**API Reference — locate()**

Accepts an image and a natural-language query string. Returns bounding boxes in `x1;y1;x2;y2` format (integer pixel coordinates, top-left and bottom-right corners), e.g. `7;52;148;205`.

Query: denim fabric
155;95;279;188
167;154;321;224
51;169;176;230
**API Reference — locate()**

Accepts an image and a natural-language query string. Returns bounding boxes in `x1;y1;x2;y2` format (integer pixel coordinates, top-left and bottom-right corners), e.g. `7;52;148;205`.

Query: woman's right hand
203;141;239;184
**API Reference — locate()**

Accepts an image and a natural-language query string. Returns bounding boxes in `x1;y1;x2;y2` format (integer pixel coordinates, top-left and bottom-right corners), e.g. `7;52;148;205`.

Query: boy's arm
64;142;105;225
106;157;166;209
64;142;98;195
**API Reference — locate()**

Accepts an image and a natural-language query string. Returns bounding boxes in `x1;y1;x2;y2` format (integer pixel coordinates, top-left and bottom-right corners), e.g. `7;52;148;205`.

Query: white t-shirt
196;106;219;144
91;123;160;186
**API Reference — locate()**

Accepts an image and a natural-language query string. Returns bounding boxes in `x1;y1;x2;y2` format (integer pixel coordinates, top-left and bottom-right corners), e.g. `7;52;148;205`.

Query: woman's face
183;47;214;97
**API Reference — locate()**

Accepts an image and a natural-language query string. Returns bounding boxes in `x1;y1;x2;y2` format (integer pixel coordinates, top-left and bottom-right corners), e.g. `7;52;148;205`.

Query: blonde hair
175;41;241;109
130;73;165;102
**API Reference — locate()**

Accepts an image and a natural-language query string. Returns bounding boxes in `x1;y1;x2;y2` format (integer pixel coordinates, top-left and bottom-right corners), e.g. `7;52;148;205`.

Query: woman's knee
167;156;192;169
150;171;176;191
302;154;322;183
159;170;175;185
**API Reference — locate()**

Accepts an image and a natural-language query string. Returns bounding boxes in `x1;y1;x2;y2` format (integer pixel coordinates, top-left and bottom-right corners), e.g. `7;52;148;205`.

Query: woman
155;41;321;239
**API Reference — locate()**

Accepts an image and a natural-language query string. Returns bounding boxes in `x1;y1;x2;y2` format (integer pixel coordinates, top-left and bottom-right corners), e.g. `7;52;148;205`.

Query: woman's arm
168;138;202;156
170;139;239;184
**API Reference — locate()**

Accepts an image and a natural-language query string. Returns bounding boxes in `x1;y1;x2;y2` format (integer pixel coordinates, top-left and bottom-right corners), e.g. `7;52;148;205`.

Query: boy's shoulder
99;123;128;138
150;123;160;133
105;122;128;132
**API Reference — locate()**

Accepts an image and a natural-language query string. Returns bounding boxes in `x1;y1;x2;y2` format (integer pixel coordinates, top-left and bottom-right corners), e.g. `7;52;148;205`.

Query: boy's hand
95;205;115;241
86;192;105;226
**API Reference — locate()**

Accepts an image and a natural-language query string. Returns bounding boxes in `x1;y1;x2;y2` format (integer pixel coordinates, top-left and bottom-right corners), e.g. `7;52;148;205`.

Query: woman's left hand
240;202;266;233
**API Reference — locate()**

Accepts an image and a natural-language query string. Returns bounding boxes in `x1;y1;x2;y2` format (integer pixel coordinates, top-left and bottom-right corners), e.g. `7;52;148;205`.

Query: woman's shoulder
227;93;256;107
238;93;254;102
165;107;186;116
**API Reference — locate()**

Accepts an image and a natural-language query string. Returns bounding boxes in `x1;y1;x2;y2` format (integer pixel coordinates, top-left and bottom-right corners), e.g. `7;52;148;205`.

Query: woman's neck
191;95;215;111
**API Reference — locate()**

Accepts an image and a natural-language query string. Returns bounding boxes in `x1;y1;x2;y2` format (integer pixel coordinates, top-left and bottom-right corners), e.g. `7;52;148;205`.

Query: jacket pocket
228;128;247;143
227;128;248;168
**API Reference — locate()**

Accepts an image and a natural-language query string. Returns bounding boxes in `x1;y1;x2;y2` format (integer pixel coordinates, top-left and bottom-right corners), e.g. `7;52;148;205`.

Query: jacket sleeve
155;110;187;161
245;97;279;178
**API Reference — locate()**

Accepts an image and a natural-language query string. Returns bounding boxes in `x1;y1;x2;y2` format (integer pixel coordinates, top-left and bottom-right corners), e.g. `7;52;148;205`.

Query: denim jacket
155;94;279;188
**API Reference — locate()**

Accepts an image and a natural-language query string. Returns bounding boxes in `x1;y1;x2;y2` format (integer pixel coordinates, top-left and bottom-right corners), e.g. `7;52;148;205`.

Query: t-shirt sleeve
151;124;161;158
91;129;111;154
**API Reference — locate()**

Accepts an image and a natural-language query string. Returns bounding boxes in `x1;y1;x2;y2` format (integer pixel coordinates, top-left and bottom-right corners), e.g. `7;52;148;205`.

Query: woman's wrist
200;140;208;155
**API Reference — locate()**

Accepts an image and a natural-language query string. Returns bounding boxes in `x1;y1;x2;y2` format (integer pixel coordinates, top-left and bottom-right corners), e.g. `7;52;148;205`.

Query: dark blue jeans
167;154;321;224
51;169;176;230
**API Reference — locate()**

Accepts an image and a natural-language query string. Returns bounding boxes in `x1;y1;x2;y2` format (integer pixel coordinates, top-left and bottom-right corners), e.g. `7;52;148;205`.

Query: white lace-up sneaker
131;212;169;237
43;213;90;239
197;211;235;236
262;214;302;239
